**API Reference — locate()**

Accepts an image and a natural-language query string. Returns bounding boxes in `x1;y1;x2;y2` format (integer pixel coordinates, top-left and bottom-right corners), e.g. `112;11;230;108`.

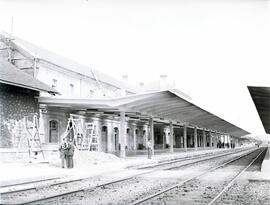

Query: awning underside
115;90;249;137
39;90;250;137
248;86;270;134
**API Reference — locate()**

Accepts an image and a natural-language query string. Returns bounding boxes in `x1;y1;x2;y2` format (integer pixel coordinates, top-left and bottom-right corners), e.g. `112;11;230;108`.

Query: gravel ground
0;148;262;205
216;178;270;205
0;169;147;204
42;176;178;205
214;147;270;205
141;148;265;205
33;149;257;204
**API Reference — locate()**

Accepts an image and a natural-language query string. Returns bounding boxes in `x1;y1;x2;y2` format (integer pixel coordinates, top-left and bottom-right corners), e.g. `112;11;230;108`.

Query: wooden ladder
85;123;99;151
17;114;45;162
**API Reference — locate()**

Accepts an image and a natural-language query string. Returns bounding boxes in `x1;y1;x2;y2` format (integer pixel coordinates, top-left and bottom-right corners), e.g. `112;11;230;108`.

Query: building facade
0;32;245;158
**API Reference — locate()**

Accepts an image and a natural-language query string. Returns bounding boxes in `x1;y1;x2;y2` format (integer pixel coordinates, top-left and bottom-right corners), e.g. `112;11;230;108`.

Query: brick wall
0;83;39;147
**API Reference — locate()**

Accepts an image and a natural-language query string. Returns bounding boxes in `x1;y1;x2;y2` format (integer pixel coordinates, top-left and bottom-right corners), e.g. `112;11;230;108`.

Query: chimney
122;74;128;82
119;75;128;97
138;82;145;92
159;74;168;90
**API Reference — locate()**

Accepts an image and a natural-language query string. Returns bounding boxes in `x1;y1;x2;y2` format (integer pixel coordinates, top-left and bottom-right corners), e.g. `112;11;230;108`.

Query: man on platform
66;139;75;168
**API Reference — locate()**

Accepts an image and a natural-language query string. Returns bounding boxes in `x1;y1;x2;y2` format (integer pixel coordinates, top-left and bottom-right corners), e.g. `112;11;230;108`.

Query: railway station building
0;31;250;159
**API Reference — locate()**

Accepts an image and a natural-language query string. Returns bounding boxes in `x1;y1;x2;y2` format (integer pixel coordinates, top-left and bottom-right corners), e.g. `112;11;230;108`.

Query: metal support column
209;131;213;148
203;129;206;148
169;121;174;153
183;125;187;152
194;127;198;150
150;117;155;156
106;123;111;152
133;126;137;151
214;132;217;148
120;111;126;158
163;128;166;149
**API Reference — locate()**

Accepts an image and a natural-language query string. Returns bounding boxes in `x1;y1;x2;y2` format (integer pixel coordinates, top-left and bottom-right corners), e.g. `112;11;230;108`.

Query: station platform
261;146;270;172
0;147;250;188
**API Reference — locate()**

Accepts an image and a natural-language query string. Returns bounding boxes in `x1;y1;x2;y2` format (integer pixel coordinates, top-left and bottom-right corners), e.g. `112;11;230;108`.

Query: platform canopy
248;86;270;134
39;89;250;137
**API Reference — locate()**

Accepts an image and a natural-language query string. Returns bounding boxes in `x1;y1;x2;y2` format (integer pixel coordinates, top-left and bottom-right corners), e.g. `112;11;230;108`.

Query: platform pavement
243;146;270;182
0;147;248;188
261;146;270;173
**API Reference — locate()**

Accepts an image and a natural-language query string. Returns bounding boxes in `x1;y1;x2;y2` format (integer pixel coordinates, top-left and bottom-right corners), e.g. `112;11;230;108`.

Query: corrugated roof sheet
0;59;58;94
114;90;250;137
39;89;250;137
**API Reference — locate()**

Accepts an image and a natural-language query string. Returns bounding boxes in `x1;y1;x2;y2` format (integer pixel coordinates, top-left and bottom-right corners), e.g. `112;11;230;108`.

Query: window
49;120;59;143
102;126;107;132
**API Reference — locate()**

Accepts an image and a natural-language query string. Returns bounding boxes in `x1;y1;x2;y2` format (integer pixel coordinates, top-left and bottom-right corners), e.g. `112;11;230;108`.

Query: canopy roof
39;89;249;137
0;59;58;94
248;86;270;134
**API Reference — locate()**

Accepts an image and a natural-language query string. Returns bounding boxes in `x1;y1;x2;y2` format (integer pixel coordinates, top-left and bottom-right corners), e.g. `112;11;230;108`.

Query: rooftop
0;59;58;94
39;89;250;137
0;31;137;94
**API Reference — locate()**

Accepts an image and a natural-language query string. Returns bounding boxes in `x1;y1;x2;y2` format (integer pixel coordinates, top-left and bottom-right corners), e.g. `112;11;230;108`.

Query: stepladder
62;116;99;151
64;117;84;148
15;114;45;162
83;123;99;151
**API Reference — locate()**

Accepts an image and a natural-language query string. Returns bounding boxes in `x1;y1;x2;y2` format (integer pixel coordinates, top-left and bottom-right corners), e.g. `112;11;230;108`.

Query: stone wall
0;83;39;147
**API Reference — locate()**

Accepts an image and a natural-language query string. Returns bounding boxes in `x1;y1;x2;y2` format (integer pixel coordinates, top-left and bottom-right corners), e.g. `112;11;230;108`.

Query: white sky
0;0;269;136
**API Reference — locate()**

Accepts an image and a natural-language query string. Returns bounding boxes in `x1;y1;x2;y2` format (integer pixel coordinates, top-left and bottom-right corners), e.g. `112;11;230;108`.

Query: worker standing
59;138;68;168
67;139;75;168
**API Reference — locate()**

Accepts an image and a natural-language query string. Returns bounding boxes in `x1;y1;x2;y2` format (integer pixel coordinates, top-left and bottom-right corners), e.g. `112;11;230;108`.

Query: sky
0;0;269;136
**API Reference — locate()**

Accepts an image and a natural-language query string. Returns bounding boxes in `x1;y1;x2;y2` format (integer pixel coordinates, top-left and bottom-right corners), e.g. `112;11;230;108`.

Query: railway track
130;147;266;205
0;147;258;205
207;147;268;205
0;148;247;195
0;177;84;195
127;148;249;170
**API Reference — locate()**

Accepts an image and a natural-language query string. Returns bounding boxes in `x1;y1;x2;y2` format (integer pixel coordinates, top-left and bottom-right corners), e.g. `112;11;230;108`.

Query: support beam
203;129;206;148
149;117;155;156
215;132;218;148
194;127;198;150
169;121;174;153
183;125;187;152
163;128;166;149
231;136;234;148
236;137;239;147
133;126;137;151
209;131;213;148
120;111;126;158
143;125;148;148
107;123;111;152
221;135;224;148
